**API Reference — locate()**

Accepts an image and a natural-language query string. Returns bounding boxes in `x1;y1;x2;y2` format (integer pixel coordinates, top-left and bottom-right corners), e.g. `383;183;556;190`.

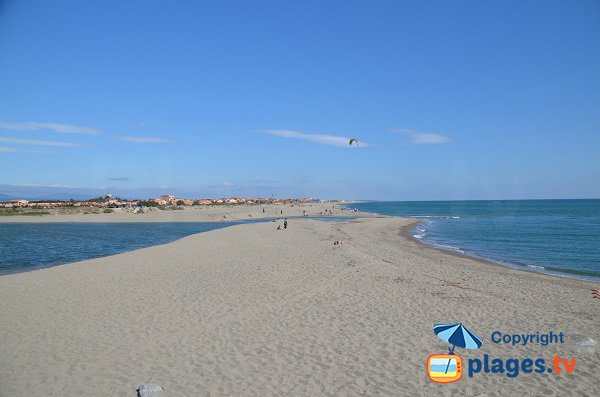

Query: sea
350;199;600;282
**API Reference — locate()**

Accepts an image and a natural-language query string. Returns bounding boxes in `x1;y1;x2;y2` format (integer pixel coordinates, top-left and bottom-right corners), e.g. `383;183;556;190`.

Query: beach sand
0;203;365;223
1;217;598;396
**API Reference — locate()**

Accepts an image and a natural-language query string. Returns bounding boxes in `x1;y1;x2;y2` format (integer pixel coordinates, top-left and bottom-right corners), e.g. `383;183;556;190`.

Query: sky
0;0;599;200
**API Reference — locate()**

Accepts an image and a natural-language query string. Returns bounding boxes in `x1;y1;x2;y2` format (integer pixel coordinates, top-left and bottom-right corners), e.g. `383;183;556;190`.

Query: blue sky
0;0;599;200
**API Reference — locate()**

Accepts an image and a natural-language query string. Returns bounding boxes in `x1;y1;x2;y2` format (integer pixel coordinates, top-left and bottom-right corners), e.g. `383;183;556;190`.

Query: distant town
0;194;331;210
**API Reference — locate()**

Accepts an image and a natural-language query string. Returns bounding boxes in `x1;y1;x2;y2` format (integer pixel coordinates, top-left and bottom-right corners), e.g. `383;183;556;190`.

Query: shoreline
0;216;357;277
389;217;598;292
356;206;600;284
400;219;600;285
3;202;596;284
1;217;598;395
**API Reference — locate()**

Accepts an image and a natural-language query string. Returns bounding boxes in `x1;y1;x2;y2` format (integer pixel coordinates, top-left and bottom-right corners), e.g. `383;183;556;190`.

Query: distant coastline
0;201;369;223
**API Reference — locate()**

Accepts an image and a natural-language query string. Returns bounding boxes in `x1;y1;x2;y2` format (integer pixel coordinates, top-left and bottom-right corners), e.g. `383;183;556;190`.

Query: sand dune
1;217;598;396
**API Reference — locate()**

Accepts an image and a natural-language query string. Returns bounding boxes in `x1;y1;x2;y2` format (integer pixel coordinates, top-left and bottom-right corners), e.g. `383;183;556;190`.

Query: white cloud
11;184;77;188
0;146;18;153
263;130;367;148
0;136;87;147
207;181;236;189
117;135;172;144
0;146;60;154
409;132;450;144
392;128;451;144
108;177;132;181
0;146;18;152
29;149;60;154
0;121;102;135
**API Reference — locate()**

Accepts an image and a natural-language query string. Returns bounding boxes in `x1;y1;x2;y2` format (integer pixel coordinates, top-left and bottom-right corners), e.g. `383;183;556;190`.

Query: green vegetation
138;200;160;207
88;196;107;203
0;208;51;216
176;200;185;206
88;196;126;203
103;208;114;213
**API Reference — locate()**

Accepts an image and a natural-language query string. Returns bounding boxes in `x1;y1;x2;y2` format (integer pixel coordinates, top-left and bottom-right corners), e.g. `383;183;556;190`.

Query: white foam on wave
412;215;460;220
410;216;463;252
431;243;465;253
526;264;545;270
412;224;428;240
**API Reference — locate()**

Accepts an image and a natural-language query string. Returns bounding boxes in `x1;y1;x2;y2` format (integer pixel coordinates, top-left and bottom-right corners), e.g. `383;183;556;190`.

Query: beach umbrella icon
433;323;482;354
433;323;482;375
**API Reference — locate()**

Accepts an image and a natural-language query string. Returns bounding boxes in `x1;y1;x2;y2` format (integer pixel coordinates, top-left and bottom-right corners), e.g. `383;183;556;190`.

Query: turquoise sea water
350;200;600;282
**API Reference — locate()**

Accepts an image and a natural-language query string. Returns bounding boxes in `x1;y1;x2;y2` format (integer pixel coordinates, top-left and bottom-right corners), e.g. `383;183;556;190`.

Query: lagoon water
352;199;600;281
0;222;246;275
0;216;350;275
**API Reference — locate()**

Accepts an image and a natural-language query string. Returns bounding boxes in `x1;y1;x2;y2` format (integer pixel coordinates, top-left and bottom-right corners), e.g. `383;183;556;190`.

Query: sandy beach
1;216;599;396
0;203;365;223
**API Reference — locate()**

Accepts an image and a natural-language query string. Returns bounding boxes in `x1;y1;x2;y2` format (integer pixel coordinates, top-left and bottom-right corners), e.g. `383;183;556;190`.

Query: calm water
351;200;600;281
0;217;350;275
0;222;248;275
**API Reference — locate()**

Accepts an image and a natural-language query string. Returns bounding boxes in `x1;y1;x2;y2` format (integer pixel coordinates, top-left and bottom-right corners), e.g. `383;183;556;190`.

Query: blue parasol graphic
433;323;483;374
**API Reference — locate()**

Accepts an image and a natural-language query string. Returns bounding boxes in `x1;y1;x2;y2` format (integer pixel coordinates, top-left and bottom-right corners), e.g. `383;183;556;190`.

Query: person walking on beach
262;208;265;213
284;219;288;229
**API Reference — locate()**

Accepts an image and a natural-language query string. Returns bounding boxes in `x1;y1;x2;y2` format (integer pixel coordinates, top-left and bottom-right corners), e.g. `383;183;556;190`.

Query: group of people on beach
276;219;288;230
263;208;284;215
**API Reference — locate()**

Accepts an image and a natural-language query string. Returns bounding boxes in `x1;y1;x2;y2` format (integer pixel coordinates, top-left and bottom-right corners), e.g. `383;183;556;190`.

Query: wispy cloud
207;181;235;189
11;184;77;188
0;136;87;147
0;121;102;135
117;135;172;144
30;149;60;155
263;130;367;148
392;128;451;144
108;177;132;181
0;146;18;152
0;146;60;154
